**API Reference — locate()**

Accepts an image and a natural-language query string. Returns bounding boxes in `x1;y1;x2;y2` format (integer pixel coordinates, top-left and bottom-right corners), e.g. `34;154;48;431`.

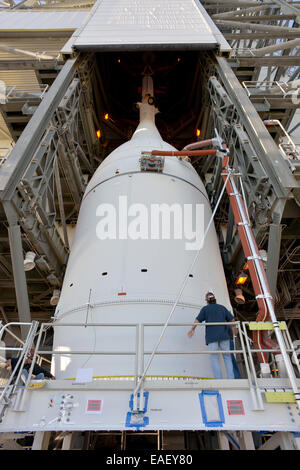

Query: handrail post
242;322;264;410
17;323;45;411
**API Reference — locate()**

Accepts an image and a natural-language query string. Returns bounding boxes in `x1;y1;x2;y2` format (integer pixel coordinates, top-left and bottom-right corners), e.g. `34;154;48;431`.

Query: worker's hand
188;329;195;338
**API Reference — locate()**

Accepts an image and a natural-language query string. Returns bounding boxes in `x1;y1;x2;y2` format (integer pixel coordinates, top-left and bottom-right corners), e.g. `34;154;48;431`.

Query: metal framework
193;0;300;324
0;55;101;324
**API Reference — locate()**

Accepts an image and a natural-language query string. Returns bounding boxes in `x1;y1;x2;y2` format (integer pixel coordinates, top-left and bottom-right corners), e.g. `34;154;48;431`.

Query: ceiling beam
234;56;300;66
215;18;298;32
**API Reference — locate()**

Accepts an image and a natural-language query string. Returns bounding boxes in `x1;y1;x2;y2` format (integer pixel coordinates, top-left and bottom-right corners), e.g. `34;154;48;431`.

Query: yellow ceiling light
236;272;248;285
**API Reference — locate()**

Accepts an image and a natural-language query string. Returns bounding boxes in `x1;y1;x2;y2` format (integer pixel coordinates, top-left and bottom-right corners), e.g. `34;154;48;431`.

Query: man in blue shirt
188;292;235;379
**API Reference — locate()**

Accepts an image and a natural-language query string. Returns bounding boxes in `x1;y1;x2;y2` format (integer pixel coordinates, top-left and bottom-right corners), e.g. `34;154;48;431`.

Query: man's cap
206;292;216;300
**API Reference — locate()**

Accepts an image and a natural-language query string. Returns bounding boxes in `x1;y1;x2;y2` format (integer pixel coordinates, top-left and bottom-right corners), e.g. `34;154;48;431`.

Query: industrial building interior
0;0;299;451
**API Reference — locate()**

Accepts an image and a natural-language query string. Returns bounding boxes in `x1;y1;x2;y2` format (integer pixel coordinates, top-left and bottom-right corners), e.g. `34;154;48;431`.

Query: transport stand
0;318;300;450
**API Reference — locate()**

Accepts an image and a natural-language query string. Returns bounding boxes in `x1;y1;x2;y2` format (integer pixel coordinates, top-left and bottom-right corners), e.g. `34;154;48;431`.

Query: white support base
0;378;299;434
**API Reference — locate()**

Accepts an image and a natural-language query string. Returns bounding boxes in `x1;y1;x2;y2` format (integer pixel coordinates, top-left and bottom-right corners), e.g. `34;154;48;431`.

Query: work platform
1;319;300;438
1;378;300;433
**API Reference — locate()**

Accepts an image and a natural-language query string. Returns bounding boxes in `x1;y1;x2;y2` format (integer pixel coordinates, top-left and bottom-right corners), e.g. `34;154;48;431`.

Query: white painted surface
1;383;300;432
0;10;89;31
72;0;219;50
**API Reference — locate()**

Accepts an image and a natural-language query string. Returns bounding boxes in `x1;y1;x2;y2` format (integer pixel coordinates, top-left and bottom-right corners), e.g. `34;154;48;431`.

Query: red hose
183;139;214;151
222;155;278;362
151;149;217;157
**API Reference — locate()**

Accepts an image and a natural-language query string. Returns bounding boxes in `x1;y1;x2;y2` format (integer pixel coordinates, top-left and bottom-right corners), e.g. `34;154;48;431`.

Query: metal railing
242;81;288;97
3;84;49;103
231;48;256;58
0;321;140;413
0;320;299;415
0;147;10;165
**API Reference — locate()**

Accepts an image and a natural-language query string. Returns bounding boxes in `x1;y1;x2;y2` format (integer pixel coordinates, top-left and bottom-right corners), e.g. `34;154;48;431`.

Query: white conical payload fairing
52;76;232;381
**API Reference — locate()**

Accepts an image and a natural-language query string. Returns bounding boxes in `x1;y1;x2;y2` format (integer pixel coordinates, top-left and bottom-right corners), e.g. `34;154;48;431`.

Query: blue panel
125;412;149;429
199;390;225;427
128;392;149;413
126;392;149;429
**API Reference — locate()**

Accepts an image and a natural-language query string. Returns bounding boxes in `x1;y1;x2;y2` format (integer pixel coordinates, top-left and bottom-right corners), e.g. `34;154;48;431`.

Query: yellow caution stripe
265;392;296;403
64;375;213;381
248;322;287;331
27;381;46;390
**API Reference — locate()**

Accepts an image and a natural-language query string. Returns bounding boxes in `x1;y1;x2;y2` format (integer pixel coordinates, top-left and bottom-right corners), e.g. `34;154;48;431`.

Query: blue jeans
230;338;241;379
208;340;235;379
21;369;45;383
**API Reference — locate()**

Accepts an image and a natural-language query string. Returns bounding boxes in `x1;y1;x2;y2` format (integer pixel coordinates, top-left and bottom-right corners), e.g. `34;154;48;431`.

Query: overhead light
24;251;36;271
196;129;201;138
50;289;60;306
236;272;248;286
96;129;101;139
234;288;245;304
104;113;109;120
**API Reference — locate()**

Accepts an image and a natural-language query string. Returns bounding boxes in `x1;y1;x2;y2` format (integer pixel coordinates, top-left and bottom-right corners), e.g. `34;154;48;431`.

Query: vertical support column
238;431;255;450
82;431;91;450
293;434;300;451
32;431;52;450
2;201;31;339
225;205;234;254
266;222;282;299
217;432;230;450
62;432;75;450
